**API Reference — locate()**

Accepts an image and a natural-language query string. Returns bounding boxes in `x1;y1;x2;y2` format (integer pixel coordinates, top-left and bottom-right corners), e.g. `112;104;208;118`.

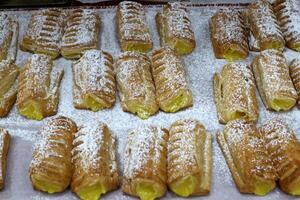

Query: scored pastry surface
0;128;10;190
289;58;300;107
168;119;212;197
61;9;100;59
73;49;116;111
72;122;119;200
116;1;153;53
213;63;258;124
156;2;195;55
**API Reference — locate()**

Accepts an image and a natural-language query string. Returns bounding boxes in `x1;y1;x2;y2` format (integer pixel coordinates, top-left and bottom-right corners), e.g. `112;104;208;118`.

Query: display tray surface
1;4;300;200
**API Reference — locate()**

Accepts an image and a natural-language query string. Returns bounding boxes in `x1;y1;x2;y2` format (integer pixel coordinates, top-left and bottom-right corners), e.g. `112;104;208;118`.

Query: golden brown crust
116;1;153;53
61;9;101;59
71;122;119;198
20;8;65;59
289;58;300;107
115;51;158;119
251;49;297;111
156;2;195;55
247;0;285;51
213;63;258;124
217;119;276;195
259;118;300;195
0;59;19;117
151;47;193;113
168;119;212;196
122;125;168;199
0;128;10;190
29;116;77;193
73;50;116;111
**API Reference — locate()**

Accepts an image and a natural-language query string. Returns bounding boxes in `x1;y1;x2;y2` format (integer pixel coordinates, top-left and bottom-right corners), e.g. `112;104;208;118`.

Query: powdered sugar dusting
289;58;300;98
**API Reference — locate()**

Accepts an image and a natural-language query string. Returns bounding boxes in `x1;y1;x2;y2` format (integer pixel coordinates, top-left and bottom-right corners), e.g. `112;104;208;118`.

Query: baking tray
0;3;300;200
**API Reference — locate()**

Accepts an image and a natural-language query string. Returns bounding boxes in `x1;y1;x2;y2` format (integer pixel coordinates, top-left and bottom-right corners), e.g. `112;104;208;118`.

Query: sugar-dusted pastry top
289;58;300;98
117;1;152;43
73;49;115;106
274;0;300;46
0;128;10;190
0;59;19;95
62;9;100;48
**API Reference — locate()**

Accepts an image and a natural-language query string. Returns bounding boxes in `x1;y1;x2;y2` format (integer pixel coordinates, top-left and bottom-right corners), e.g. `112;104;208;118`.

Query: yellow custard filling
288;180;300;195
169;175;196;197
123;42;152;53
76;183;107;200
19;100;43;120
163;93;189;113
262;41;283;51
254;181;275;196
270;98;295;111
136;182;160;200
171;39;193;55
223;47;246;61
84;94;105;112
31;175;62;194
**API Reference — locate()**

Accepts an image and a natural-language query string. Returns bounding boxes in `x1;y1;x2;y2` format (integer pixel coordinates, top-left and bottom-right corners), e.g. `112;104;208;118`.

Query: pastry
122;125;168;200
29;116;77;193
156;2;195;55
209;10;249;61
20;8;65;59
168;119;212;197
16;54;64;120
0;128;10;190
217;119;276;195
151;47;193;113
0;13;19;62
115;51;158;119
0;59;19;117
247;0;285;51
251;49;297;111
213;63;258;124
259;118;300;195
61;9;101;59
73;50;116;111
71;122;119;200
116;1;153;53
274;0;300;51
289;59;300;107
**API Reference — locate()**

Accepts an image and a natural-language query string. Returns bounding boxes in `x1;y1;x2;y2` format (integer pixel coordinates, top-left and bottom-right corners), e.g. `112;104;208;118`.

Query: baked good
0;13;19;62
247;0;285;51
0;128;10;190
168;119;212;197
115;51;158;119
289;59;300;107
71;122;119;200
217;119;276;195
17;54;64;120
116;1;153;53
259;118;300;195
20;8;65;59
251;49;297;111
73;49;116;111
209;10;249;61
274;0;300;51
151;47;193;113
61;9;101;59
156;2;195;55
29;116;77;193
213;63;258;124
0;59;19;117
122;125;168;200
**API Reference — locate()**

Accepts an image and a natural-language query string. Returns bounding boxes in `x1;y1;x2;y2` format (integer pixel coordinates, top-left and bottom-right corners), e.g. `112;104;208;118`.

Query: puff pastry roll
156;2;195;55
274;0;300;51
61;9;100;59
117;1;153;53
20;8;65;59
0;128;10;190
151;47;193;113
72;122;119;200
289;59;300;107
0;13;19;62
73;50;116;111
29;116;77;193
209;10;249;61
217;120;276;195
251;50;297;111
213;63;258;124
0;59;19;117
17;54;64;120
247;0;285;51
260;119;300;195
115;51;158;119
123;126;168;200
168;119;212;197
